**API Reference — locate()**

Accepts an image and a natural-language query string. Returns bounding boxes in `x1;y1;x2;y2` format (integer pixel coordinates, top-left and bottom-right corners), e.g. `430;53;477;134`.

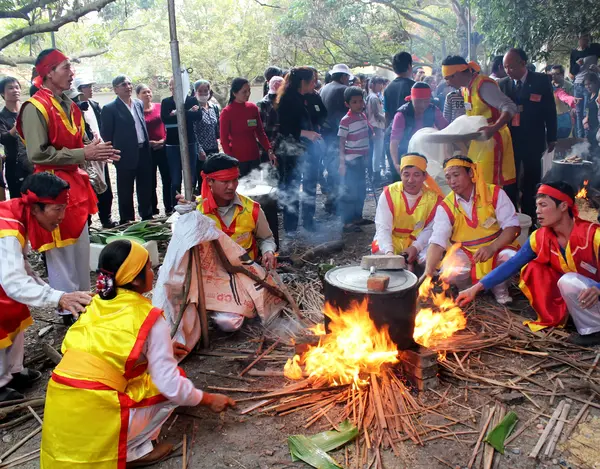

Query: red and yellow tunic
463;74;515;186
520;219;600;331
440;184;520;282
0;199;33;349
41;290;169;468
16;87;97;252
198;193;260;259
374;182;441;254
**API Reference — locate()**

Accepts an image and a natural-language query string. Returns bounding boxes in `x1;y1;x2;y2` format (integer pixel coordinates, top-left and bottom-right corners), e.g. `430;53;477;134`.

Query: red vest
520;219;600;331
16;88;97;252
0;199;34;349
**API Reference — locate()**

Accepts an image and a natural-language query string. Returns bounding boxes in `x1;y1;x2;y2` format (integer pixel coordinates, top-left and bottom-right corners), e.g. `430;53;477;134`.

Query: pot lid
237;183;277;197
325;265;417;294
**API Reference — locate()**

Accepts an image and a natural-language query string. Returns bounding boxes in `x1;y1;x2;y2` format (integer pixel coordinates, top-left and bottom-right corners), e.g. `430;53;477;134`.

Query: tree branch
401;7;448;25
0;0;57;20
0;47;109;66
0;0;119;51
368;0;442;33
252;0;282;8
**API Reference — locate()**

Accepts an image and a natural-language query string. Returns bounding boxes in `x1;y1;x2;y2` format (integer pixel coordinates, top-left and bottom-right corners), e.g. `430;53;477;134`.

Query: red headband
22;189;69;206
537;184;578;217
200;167;240;213
405;87;432;101
33;50;69;88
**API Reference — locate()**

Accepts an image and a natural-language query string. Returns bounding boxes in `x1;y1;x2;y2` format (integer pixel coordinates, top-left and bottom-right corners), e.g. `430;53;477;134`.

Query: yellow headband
400;154;427;172
400;154;444;198
442;61;481;78
444;159;488;205
115;241;149;286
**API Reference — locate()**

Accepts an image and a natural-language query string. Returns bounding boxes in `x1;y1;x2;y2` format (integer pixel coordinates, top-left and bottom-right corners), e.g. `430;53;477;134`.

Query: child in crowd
41;240;235;468
338;86;372;232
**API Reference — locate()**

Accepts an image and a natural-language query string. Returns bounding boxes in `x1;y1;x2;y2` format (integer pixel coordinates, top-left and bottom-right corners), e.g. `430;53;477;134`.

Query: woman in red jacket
220;78;276;176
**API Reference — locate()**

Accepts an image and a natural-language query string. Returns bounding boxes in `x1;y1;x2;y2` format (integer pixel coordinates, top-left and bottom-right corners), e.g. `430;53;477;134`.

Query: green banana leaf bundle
288;420;358;469
90;220;172;245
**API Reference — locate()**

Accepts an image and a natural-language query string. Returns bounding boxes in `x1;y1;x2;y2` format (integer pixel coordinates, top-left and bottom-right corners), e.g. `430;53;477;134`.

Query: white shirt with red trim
429;187;519;249
374;190;434;255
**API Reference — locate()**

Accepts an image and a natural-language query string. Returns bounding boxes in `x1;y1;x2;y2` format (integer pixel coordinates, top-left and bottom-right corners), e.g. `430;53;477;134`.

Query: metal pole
467;0;472;61
167;0;193;201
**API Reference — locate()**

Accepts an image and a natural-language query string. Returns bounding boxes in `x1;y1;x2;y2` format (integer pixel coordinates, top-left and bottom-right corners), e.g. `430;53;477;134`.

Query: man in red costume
458;181;600;345
17;48;119;325
0;172;91;402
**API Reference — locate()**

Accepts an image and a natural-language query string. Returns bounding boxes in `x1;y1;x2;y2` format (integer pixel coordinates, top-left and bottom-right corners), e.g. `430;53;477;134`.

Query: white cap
65;88;83;100
74;77;95;89
329;64;354;79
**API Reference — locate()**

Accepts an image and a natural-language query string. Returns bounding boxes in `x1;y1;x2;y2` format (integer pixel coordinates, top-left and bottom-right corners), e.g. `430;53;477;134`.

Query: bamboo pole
192;246;209;349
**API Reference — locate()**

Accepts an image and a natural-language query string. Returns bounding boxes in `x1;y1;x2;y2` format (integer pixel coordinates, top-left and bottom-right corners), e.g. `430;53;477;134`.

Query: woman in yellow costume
41;240;235;468
441;55;518;199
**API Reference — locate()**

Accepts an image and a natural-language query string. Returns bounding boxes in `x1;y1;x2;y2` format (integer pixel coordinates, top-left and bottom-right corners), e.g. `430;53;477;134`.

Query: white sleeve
374;192;395;254
428;206;453;248
0;237;63;307
495;189;520;229
145;317;203;407
479;82;518;116
413;223;433;253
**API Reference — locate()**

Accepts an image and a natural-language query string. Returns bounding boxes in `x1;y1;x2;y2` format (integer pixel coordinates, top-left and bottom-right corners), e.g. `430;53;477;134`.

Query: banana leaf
288;435;342;469
484;411;519;454
289;420;358;467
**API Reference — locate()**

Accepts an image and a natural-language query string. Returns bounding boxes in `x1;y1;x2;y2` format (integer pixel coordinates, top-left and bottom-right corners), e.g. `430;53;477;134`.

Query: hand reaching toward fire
456;283;484;307
199;392;236;412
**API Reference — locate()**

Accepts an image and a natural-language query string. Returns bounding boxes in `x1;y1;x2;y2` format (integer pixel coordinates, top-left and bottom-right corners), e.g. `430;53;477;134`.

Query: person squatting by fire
0;173;92;403
40;240;236;468
372;152;443;270
458;181;600;346
423;155;521;304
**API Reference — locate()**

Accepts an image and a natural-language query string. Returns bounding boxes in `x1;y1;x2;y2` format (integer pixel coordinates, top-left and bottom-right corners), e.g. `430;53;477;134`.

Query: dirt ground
2;173;600;469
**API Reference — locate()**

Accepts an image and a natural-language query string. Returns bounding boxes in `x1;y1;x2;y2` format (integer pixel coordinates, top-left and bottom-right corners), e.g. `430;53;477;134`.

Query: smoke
563;141;591;160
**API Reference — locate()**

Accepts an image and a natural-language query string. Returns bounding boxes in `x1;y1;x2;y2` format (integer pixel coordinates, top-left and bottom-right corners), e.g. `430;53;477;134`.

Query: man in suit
76;77;117;228
101;75;153;224
500;49;557;220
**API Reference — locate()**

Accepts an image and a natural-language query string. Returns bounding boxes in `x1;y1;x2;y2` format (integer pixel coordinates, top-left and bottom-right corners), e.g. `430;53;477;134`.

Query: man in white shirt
74;77;117;228
372;153;443;269
101;75;153;224
423;156;520;303
0;172;91;402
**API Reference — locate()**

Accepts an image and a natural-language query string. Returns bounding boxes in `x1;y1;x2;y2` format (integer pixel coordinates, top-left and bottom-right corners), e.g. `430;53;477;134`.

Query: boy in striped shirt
338;86;372;232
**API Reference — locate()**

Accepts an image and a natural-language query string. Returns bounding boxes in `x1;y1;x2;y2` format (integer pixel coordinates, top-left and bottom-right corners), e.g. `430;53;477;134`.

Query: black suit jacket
101;98;149;170
499;72;557;157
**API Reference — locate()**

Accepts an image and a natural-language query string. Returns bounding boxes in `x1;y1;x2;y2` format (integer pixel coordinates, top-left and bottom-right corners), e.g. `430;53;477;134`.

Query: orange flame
413;245;467;348
576;180;589;199
283;300;398;386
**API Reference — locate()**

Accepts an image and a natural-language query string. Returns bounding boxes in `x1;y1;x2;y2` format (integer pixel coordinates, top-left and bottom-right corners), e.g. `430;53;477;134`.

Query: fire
283;300;398;386
413;247;467;349
576;180;589;199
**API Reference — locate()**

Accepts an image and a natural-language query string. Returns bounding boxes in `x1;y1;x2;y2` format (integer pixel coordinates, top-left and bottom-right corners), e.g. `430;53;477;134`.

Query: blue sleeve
480;239;536;290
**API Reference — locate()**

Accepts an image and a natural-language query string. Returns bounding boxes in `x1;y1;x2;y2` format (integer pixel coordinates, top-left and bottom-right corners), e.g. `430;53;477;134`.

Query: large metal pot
323;266;419;350
237;182;279;250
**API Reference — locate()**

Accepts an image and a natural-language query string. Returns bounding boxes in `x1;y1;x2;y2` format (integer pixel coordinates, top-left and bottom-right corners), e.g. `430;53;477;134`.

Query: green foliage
475;0;600;60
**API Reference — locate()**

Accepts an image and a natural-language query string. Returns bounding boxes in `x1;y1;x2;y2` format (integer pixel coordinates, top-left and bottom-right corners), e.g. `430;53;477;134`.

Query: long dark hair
228;77;249;104
275;67;314;108
96;240;147;300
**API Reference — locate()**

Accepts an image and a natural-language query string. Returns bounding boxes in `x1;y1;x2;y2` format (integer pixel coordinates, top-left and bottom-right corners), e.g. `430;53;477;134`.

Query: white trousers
0;332;24;388
441;248;516;298
127;402;177;462
557;272;600;336
45;224;91;315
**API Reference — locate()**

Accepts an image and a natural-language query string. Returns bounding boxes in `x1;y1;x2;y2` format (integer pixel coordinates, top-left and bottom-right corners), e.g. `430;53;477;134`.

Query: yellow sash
55;349;127;393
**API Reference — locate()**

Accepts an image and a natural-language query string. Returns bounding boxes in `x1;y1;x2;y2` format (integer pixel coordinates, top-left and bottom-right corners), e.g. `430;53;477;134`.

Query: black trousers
238;159;260;178
97;165;114;225
151;147;172;214
116;143;154;223
514;146;543;221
